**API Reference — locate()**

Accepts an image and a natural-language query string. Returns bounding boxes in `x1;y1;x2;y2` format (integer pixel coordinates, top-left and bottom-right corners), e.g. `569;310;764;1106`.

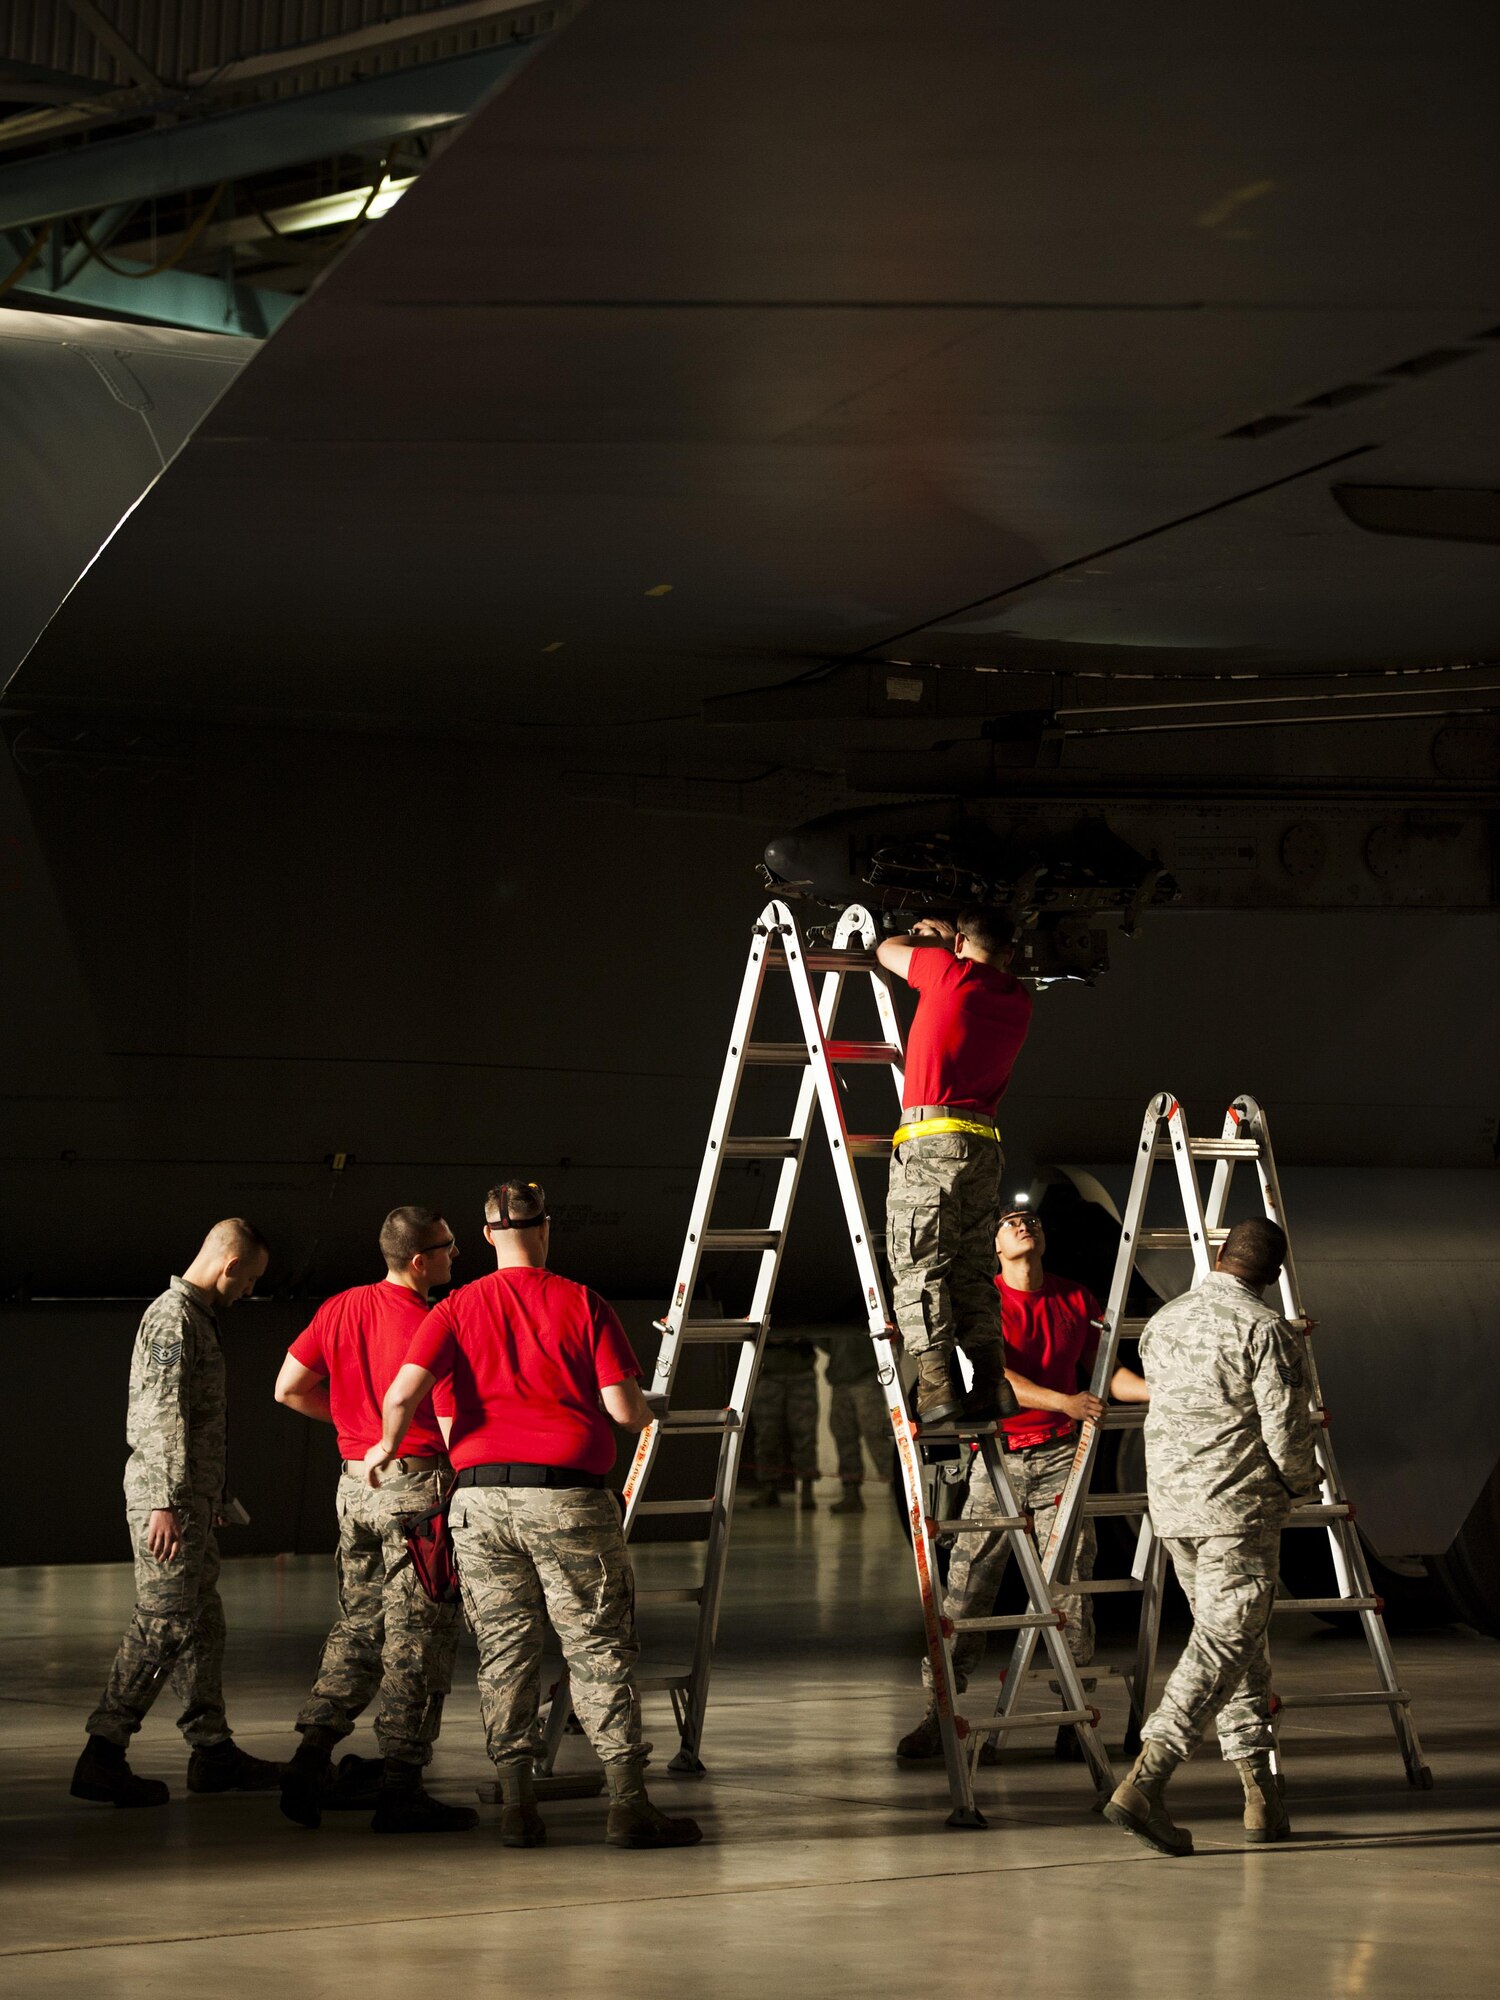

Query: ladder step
744;1040;899;1066
700;1229;781;1251
661;1410;741;1434
914;1420;1001;1442
719;1136;804;1159
1272;1689;1412;1710
768;946;878;973
1286;1502;1351;1525
633;1498;716;1516
677;1318;763;1343
636;1587;704;1605
636;1671;692;1692
1136;1228;1231;1248
1082;1493;1149;1515
951;1612;1064;1633
1152;1139;1262;1159
825;1040;903;1064
1114;1314;1309;1338
973;1710;1097;1735
1052;1577;1144;1598
1271;1595;1381;1615
843;1134;894;1159
744;1042;813;1065
1099;1407;1147;1430
927;1515;1029;1535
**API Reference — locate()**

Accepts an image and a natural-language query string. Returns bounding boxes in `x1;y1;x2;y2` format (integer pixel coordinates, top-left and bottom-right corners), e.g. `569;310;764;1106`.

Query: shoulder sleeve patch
149;1337;184;1368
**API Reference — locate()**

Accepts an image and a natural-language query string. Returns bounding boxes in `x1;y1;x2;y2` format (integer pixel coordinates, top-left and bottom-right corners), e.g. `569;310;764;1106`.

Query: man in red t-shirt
273;1205;475;1835
876;908;1034;1421
897;1205;1149;1761
368;1178;702;1852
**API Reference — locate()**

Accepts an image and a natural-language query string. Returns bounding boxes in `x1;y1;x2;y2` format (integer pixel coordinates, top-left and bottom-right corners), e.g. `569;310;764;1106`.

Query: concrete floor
2;1493;1497;1999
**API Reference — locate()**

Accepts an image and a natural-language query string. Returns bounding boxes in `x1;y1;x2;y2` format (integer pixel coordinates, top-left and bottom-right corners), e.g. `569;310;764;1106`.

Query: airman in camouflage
821;1331;892;1513
1104;1216;1322;1857
748;1334;820;1509
71;1220;282;1809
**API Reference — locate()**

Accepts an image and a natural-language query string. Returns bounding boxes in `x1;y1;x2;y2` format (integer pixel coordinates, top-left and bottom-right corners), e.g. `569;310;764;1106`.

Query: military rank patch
150;1339;183;1368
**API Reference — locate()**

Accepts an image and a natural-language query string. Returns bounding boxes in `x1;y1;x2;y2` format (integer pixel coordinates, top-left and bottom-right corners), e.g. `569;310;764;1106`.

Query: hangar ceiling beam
1;225;292;337
58;0;164;94
0;41;538;231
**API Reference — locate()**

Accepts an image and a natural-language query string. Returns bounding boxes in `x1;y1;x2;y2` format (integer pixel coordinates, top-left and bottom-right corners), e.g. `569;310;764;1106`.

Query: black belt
455;1463;605;1490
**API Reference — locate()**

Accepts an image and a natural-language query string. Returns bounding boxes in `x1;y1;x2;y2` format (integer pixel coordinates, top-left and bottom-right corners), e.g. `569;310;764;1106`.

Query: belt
454;1463;606;1490
342;1455;444;1475
893;1114;1002;1147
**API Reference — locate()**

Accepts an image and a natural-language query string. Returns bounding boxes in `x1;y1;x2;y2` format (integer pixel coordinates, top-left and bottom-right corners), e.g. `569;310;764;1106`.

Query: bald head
1216;1217;1287;1293
185;1217;270;1305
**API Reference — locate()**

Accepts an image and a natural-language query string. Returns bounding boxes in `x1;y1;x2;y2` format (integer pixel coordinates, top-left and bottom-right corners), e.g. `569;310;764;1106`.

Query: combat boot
279;1729;337;1829
799;1478;817;1511
963;1342;1019;1422
495;1760;547;1848
914;1350;963;1424
1102;1742;1193;1857
325;1751;385;1810
604;1762;703;1848
70;1734;169;1808
187;1740;283;1793
370;1759;478;1834
1234;1754;1291;1843
747;1485;781;1509
895;1706;944;1760
830;1487;865;1515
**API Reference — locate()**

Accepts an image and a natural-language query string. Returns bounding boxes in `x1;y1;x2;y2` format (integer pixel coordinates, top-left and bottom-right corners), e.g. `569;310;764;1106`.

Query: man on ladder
875;910;1033;1423
896;1203;1148;1761
1104;1215;1320;1858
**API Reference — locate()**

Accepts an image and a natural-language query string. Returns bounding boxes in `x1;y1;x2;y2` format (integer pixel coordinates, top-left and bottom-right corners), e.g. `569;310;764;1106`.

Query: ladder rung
744;1042;812;1065
1114;1314;1309;1338
825;1040;903;1064
1053;1578;1144;1598
927;1515;1029;1535
951;1612;1064;1633
1136;1228;1230;1249
719;1136;803;1159
1272;1689;1412;1710
636;1672;692;1692
1271;1595;1381;1615
1099;1407;1147;1430
914;1420;1000;1441
1152;1139;1261;1159
843;1134;894;1158
1286;1502;1352;1525
661;1410;740;1434
973;1709;1096;1735
636;1587;703;1605
700;1229;781;1251
1081;1493;1148;1515
770;946;878;973
633;1498;716;1516
677;1318;762;1343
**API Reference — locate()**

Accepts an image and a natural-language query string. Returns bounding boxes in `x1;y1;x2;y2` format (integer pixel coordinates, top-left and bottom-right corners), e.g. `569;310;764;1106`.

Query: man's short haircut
1219;1217;1288;1288
206;1216;269;1260
485;1180;547;1227
955;906;1016;956
379;1205;443;1271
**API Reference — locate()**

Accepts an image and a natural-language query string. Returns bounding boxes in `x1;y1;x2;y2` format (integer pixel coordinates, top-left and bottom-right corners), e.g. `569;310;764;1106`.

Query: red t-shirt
289;1281;445;1460
901;950;1033;1115
407;1267;642;1476
998;1273;1103;1449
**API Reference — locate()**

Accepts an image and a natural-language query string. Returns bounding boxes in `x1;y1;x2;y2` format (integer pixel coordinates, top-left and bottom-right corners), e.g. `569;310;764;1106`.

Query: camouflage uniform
750;1335;820;1484
450;1487;645;1769
922;1434;1098;1692
887;1111;1006;1363
821;1335;892;1485
87;1279;234;1750
1139;1269;1321;1763
296;1462;461;1767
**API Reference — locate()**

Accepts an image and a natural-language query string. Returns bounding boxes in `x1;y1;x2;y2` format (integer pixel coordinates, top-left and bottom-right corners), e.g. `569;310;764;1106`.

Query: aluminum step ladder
539;897;1108;1825
975;1090;1431;1789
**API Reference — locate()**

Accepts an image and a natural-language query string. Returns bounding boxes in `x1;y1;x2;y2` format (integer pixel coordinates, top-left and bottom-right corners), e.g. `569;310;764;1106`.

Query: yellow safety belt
891;1114;1002;1147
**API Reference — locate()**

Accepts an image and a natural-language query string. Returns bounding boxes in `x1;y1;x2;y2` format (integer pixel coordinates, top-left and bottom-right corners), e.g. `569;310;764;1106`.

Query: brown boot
748;1485;781;1509
1234;1754;1291;1843
495;1761;547;1847
914;1350;963;1424
895;1706;944;1760
1102;1742;1193;1857
604;1763;703;1848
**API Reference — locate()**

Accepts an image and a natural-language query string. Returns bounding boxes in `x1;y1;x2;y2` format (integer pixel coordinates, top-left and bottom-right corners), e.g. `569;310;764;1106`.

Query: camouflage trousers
86;1464;230;1750
922;1433;1098;1694
751;1373;820;1482
450;1484;646;1771
1143;1520;1284;1762
296;1462;460;1768
830;1376;892;1483
887;1119;1006;1361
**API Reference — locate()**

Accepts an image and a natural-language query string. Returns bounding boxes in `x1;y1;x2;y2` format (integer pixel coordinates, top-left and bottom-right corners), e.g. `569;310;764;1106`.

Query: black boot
963;1342;1020;1423
186;1739;284;1793
70;1734;169;1809
325;1751;386;1810
280;1730;337;1829
371;1759;478;1834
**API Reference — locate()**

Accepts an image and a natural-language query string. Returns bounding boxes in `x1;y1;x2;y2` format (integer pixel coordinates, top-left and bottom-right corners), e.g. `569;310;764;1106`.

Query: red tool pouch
401;1498;462;1605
